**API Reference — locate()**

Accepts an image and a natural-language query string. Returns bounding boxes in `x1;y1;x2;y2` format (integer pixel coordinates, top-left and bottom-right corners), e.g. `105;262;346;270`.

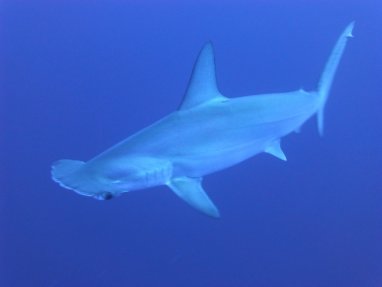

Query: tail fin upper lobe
317;22;354;136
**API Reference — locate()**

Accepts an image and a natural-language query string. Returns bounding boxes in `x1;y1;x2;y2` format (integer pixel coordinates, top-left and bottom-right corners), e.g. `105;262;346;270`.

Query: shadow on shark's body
52;23;354;217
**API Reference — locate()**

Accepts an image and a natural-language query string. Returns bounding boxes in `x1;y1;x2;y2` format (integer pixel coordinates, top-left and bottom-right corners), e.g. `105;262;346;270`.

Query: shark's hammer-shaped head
51;159;137;200
51;157;172;200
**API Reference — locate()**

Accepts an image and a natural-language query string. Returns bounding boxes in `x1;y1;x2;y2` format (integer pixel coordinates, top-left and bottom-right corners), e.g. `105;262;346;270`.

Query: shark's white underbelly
170;113;310;178
93;95;316;182
171;138;268;177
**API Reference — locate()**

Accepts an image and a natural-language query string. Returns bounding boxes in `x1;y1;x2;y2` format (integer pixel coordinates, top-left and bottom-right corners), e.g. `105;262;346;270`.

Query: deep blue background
1;1;382;286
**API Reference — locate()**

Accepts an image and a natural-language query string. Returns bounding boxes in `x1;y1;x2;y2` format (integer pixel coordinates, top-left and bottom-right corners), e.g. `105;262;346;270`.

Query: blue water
2;1;382;286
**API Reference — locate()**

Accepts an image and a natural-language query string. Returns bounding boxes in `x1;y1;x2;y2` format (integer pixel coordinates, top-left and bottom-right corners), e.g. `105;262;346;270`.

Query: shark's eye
103;192;113;200
95;192;114;200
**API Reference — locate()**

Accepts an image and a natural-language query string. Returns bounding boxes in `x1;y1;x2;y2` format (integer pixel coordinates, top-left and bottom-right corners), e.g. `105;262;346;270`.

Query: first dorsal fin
179;43;226;110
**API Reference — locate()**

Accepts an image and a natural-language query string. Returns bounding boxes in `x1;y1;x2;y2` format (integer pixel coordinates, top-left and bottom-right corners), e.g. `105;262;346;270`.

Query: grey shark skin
52;23;354;217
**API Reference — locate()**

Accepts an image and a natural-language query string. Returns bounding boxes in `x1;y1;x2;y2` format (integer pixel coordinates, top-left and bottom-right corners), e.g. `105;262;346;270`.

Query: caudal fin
317;22;354;136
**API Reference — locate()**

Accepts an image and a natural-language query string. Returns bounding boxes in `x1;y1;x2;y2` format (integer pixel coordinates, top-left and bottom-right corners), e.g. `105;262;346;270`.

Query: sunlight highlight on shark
52;23;354;217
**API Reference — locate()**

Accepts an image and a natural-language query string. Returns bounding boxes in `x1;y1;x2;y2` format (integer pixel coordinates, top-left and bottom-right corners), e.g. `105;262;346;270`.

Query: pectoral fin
168;177;220;218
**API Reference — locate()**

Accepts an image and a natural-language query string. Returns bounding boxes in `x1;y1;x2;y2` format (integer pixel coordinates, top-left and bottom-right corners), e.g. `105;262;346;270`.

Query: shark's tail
316;22;354;136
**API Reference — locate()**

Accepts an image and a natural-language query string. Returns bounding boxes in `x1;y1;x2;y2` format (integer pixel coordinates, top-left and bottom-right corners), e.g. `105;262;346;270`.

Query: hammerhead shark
52;23;354;217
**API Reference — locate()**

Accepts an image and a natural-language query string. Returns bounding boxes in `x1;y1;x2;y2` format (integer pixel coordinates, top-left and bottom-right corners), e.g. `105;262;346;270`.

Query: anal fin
168;177;220;218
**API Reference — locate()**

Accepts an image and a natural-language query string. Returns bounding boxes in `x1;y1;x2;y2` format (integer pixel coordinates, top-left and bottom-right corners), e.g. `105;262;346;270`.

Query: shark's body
52;23;354;217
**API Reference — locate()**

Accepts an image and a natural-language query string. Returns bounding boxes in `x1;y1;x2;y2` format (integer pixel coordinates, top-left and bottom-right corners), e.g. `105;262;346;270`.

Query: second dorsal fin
179;43;225;110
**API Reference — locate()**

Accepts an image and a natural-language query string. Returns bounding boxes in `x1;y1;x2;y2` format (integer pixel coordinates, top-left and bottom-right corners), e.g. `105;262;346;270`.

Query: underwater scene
1;0;382;286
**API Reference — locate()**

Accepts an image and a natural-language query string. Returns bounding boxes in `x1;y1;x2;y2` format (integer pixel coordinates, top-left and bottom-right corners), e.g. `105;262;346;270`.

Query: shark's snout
52;159;114;199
